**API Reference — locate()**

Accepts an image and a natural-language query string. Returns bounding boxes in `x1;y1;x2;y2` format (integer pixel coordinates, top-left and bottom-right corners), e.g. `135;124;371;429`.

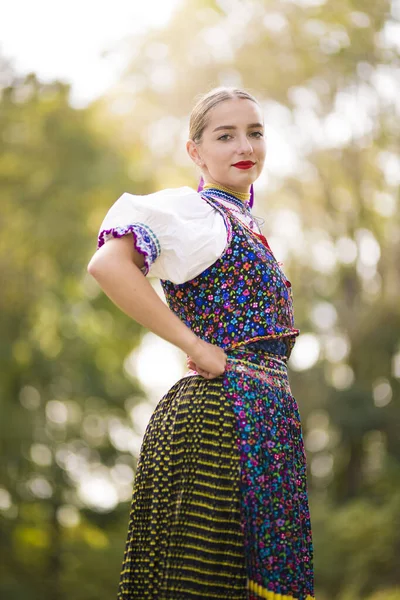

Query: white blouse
97;186;263;284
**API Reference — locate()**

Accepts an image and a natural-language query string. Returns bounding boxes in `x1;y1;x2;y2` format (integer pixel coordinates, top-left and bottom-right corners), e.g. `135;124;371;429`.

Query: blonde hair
189;87;260;143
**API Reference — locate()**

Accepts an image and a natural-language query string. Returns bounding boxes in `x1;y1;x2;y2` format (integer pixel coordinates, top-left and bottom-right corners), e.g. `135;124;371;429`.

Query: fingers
194;366;211;379
198;368;224;380
186;349;227;379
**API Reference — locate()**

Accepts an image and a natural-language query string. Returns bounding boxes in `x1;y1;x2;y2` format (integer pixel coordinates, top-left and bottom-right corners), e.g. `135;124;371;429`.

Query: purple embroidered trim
97;223;161;275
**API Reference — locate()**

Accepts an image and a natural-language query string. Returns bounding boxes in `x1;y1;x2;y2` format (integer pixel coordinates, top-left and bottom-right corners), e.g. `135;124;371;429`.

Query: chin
232;173;258;188
211;170;258;191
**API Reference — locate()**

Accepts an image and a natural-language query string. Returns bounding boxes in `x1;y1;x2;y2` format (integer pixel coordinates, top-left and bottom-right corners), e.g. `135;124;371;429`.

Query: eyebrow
212;122;264;132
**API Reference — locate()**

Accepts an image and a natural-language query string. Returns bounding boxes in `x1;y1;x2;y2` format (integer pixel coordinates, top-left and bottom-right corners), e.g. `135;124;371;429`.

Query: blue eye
218;134;232;141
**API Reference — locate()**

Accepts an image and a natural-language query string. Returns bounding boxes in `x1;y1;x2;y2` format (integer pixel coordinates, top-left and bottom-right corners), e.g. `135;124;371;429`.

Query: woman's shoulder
118;186;212;217
100;185;222;234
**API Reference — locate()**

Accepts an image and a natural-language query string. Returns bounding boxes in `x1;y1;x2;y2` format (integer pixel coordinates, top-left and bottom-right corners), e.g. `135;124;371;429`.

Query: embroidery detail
97;222;161;275
202;186;261;230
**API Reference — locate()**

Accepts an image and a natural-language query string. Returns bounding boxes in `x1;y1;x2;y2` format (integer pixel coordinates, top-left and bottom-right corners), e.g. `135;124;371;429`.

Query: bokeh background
1;0;400;598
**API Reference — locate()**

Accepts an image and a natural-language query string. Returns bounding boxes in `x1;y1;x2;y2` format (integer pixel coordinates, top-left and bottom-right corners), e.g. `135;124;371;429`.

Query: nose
236;134;253;155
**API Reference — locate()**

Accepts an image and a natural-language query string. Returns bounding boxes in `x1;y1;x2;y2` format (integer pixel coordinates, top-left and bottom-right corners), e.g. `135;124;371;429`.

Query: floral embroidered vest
160;193;299;354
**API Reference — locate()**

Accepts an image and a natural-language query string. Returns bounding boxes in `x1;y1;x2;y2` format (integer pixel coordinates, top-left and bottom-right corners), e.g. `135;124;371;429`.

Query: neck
203;182;250;203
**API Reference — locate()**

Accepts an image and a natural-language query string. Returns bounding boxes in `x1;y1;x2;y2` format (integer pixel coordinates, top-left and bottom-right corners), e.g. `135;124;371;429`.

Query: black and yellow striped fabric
117;374;249;599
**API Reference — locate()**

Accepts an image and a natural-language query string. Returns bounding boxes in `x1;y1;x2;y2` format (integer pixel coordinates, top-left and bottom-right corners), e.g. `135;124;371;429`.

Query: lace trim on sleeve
97;222;161;275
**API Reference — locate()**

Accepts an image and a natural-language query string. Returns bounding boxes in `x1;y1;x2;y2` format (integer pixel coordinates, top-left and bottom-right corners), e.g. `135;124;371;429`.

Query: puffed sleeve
97;186;228;284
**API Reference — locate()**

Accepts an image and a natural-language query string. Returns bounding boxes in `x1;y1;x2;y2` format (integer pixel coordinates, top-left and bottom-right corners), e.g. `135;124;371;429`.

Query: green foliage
0;72;153;599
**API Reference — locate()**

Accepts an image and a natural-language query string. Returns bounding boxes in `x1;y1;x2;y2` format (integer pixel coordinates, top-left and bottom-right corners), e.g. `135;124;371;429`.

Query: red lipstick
232;161;255;170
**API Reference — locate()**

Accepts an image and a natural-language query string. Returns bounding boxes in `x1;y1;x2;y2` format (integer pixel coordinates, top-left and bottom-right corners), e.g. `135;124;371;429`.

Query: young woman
87;87;314;600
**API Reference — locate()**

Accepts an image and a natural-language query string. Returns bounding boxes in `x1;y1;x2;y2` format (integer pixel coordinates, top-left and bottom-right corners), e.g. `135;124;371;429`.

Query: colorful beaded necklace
202;183;256;228
200;183;272;254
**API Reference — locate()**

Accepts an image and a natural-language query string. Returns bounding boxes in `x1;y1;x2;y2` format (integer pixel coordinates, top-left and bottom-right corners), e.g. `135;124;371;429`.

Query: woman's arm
87;235;226;379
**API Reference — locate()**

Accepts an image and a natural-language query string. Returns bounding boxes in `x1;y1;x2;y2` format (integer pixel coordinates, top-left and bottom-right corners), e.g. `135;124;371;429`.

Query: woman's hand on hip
186;338;227;379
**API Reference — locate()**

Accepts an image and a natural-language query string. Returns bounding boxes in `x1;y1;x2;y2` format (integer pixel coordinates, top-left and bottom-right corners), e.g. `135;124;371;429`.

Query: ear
186;139;203;166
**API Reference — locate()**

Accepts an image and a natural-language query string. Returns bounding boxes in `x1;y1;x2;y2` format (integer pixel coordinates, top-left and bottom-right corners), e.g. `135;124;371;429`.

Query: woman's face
187;98;266;193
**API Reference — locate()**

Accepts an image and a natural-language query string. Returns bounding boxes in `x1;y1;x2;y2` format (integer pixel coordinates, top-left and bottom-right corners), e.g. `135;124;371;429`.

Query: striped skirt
117;339;314;600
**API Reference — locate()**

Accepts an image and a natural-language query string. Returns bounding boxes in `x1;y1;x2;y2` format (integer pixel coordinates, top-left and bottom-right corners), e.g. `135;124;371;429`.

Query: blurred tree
0;70;155;600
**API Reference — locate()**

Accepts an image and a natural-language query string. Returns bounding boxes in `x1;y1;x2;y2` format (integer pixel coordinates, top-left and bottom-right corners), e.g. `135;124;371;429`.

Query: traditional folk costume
97;184;315;600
